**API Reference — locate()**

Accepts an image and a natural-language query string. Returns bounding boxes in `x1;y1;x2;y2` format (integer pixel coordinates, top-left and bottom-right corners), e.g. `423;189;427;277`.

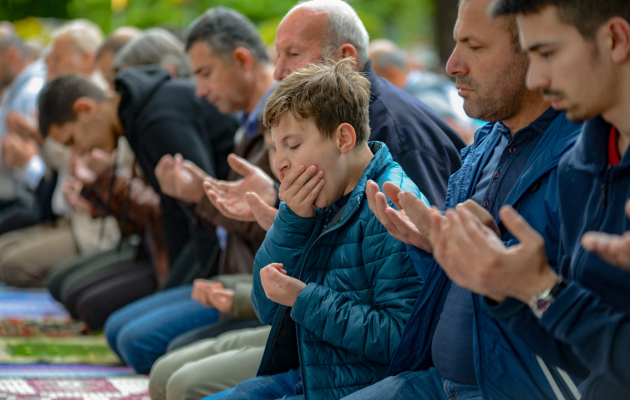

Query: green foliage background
0;0;436;48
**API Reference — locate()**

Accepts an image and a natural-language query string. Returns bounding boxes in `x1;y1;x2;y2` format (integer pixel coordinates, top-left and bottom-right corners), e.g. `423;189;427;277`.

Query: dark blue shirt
431;108;555;385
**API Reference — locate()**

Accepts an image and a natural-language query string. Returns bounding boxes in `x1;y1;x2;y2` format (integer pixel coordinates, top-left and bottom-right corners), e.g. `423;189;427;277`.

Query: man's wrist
515;266;559;304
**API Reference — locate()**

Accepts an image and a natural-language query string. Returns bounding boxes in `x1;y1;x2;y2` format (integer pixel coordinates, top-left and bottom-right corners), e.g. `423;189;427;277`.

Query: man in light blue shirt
0;35;47;224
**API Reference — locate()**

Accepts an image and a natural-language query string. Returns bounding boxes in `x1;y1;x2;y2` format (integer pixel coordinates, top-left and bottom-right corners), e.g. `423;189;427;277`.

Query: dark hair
38;75;107;137
264;58;371;144
491;0;630;39
185;6;269;64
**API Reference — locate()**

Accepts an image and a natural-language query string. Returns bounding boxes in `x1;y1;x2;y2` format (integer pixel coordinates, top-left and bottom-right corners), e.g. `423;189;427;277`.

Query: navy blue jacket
388;111;584;400
253;143;425;400
364;61;464;209
489;117;630;399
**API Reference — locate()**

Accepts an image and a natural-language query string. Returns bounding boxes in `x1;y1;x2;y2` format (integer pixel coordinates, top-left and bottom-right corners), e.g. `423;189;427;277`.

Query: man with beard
341;0;583;398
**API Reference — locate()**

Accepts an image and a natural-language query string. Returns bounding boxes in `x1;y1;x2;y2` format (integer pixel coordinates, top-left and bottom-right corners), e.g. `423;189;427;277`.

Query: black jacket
116;66;238;273
365;61;464;209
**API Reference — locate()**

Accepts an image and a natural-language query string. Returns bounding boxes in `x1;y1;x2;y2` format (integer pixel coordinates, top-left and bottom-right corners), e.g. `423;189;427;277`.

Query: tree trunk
435;0;459;67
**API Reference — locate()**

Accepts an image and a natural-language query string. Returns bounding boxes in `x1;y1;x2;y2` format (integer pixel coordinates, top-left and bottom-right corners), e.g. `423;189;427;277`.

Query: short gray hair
292;0;370;67
113;28;190;78
52;19;103;54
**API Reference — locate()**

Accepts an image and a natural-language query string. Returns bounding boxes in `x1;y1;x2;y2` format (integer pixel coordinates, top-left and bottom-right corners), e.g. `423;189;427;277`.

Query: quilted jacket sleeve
290;214;423;364
252;202;318;324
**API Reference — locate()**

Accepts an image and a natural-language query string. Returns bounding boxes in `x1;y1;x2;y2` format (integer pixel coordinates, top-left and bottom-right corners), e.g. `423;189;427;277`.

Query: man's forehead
516;7;571;51
276;9;327;49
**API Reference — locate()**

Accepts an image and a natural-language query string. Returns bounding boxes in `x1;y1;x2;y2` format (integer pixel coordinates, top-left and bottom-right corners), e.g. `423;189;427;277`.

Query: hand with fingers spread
246;191;278;231
582;199;630;271
155;154;208;203
259;263;305;307
367;180;427;250
366;180;435;252
203;153;277;221
278;164;325;218
431;204;558;303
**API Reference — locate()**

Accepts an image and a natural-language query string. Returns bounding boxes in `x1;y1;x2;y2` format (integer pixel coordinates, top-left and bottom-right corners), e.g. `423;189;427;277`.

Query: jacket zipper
295;202;361;400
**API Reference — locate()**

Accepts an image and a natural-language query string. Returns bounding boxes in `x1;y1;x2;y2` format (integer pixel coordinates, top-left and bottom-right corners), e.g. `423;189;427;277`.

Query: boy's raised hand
260;263;305;307
278;165;324;218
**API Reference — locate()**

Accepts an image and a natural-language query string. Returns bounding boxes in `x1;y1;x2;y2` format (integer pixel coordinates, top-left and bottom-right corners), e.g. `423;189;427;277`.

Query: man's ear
336;123;357;154
73;97;98;118
607;17;630;64
336;44;359;63
233;47;254;72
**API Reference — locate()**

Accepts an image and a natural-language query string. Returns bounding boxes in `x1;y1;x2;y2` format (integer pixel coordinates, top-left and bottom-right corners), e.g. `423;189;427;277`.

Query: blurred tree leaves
4;0;441;59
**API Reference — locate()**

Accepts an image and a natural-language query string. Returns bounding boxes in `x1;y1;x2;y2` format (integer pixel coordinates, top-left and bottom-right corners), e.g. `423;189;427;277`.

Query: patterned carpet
0;286;149;399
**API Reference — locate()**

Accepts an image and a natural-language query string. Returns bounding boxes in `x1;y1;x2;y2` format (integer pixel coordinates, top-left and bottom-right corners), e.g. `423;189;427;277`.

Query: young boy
205;59;426;400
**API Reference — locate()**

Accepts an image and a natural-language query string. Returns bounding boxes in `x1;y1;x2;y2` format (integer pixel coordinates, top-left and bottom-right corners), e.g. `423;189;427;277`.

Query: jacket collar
334;141;391;222
564;116;630;174
503;109;581;207
363;60;380;106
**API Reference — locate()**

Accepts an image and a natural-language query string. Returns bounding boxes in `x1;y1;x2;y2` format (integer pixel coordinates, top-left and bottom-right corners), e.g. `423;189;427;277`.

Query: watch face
535;298;551;312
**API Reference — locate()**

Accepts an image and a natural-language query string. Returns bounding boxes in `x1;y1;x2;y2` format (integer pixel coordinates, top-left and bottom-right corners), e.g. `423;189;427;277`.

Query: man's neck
501;92;550;136
243;65;276;115
343;144;375;196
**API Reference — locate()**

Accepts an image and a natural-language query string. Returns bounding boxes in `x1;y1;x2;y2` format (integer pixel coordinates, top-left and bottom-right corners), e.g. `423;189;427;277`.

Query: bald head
273;0;369;81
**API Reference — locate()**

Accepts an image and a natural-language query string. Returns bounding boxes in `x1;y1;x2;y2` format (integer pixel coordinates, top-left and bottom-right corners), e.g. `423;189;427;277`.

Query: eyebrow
526;41;557;53
275;133;299;146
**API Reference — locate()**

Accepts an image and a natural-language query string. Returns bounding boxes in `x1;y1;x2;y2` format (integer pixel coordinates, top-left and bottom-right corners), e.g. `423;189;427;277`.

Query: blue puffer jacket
388;110;585;400
252;142;425;400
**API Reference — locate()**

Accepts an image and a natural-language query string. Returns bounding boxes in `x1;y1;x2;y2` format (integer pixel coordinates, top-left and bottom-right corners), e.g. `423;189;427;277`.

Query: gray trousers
149;325;271;400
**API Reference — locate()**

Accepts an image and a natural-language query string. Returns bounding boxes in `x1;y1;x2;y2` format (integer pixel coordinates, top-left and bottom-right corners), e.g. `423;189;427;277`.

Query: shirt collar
240;82;278;138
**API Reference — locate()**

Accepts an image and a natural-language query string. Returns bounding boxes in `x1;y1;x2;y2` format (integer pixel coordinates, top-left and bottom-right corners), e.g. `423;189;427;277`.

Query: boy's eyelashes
289;144;301;150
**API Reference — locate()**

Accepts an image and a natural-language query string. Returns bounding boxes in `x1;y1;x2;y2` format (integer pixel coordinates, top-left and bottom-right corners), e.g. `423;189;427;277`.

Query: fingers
294;169;324;203
456;205;501;251
246;192;278;231
626;199;630;219
267;263;287;274
399;191;433;235
499;206;544;249
460;199;500;237
227;153;256;177
382;182;404;209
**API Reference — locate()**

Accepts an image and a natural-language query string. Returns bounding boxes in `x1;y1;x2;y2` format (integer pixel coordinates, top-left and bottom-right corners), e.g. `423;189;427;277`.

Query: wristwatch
529;276;568;319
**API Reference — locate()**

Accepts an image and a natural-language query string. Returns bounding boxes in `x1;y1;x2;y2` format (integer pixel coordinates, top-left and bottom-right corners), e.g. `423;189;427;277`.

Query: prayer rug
0;288;84;337
0;337;120;365
0;365;135;379
0;377;149;399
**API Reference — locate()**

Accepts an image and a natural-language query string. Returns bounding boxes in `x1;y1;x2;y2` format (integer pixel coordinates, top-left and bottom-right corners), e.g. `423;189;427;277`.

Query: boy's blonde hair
263;58;371;144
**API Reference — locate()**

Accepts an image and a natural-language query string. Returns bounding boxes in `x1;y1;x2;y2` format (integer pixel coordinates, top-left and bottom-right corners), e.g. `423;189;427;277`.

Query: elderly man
204;0;464;223
45;19;103;82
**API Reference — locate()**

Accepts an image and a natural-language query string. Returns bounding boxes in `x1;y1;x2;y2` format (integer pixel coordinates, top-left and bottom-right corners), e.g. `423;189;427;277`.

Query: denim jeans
203;369;304;400
104;285;219;374
341;368;482;400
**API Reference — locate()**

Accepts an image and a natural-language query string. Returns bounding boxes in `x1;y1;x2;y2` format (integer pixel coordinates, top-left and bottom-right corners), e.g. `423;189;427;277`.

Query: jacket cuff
484;296;528;320
275;202;318;230
290;282;318;325
539;281;582;331
232;282;258;320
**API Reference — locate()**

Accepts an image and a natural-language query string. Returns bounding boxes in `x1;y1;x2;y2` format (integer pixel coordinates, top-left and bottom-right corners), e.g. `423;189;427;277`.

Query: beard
457;54;530;123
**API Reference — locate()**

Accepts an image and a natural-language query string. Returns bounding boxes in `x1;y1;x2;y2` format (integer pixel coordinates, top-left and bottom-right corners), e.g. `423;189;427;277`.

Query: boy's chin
313;195;331;209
